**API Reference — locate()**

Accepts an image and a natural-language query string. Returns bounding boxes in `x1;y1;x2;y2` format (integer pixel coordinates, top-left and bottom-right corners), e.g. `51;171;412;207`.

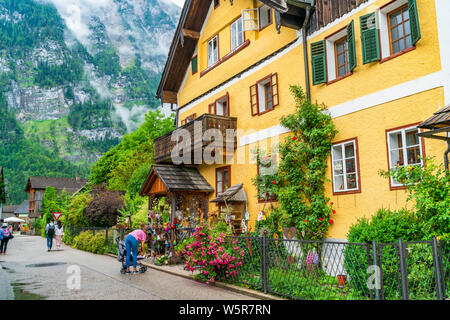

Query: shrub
380;158;450;238
71;231;106;254
346;208;425;243
178;218;245;285
344;208;428;299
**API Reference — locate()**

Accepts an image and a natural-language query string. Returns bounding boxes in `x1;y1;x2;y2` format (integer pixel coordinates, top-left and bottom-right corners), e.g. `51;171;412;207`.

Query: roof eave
156;0;193;101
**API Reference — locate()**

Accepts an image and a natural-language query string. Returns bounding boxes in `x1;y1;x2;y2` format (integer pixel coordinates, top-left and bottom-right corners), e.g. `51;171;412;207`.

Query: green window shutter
360;13;380;64
347;20;357;72
191;56;198;74
408;0;421;45
310;40;327;85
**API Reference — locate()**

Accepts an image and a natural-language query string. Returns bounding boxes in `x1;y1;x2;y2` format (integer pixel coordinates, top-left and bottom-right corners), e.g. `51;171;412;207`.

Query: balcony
154;114;238;164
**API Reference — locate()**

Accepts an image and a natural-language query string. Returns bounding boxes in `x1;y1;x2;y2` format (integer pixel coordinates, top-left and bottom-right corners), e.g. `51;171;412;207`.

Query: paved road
0;234;257;300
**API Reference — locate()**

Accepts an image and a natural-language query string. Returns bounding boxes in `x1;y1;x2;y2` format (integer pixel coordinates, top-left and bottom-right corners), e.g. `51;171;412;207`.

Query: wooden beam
163;90;178;104
182;28;200;39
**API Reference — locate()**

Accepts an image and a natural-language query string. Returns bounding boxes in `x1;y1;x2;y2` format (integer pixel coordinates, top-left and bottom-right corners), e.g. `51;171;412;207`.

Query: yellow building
147;0;450;241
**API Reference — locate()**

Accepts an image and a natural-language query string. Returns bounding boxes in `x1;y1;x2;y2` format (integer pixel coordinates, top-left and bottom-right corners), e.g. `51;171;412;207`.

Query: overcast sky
168;0;185;7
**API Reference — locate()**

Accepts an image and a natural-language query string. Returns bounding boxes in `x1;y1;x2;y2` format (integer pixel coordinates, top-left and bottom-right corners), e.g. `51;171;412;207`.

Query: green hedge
71;231;106;254
343;208;434;299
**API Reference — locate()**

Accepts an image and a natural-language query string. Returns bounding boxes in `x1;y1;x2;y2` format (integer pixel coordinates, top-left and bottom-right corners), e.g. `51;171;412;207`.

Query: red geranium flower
304;220;307;223
272;181;277;184
330;202;334;205
319;218;323;221
329;219;334;224
332;210;336;214
292;136;297;140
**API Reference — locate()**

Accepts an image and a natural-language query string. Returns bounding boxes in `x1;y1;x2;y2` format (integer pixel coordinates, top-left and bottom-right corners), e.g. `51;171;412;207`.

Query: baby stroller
117;239;148;274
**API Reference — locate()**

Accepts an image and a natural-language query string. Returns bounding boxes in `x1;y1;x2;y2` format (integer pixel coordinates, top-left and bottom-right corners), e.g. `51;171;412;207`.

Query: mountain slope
0;0;180;204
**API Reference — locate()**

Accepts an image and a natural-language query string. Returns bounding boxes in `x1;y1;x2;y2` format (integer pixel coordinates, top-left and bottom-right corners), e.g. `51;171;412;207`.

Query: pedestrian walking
45;219;56;251
125;229;147;274
0;223;13;255
55;220;64;250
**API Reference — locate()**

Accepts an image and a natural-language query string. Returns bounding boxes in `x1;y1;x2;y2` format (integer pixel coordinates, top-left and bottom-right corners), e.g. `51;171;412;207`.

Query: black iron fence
61;225;449;300
220;236;449;300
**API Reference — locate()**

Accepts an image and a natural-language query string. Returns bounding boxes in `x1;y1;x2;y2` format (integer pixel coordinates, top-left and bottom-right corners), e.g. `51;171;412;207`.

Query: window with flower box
331;138;361;194
386;125;424;187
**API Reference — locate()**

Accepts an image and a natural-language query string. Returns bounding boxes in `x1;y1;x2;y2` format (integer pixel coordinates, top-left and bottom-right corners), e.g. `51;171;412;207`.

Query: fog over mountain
0;0;180;203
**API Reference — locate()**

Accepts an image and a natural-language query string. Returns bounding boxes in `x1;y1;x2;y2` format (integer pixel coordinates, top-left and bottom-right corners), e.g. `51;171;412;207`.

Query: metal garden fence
62;225;449;300
220;235;449;300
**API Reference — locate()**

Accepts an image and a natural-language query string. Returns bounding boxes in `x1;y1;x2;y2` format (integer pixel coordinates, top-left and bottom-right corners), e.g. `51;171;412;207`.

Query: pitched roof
156;0;211;102
140;164;214;196
158;0;365;104
418;104;450;130
25;177;88;194
2;205;19;214
14;200;29;215
211;183;246;203
156;0;298;102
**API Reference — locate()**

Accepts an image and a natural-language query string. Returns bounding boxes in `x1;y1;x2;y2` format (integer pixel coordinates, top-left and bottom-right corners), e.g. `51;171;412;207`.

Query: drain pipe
302;3;314;102
445;139;450;171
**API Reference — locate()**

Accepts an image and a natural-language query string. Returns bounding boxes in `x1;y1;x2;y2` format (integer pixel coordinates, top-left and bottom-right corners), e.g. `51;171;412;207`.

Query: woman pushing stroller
125;228;148;274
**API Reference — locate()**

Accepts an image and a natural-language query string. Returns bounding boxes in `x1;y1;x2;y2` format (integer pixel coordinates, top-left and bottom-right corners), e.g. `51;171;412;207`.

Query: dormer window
230;17;244;51
207;35;219;67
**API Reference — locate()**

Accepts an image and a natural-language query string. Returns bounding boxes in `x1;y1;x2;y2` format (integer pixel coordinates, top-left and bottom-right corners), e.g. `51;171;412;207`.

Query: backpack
47;224;55;237
2;228;10;237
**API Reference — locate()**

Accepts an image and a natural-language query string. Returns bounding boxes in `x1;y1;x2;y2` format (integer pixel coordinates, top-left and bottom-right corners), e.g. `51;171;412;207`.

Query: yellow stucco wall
172;0;446;239
179;0;298;108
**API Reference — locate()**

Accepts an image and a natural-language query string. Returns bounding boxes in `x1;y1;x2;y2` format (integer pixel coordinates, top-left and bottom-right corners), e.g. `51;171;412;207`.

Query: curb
105;253;285;300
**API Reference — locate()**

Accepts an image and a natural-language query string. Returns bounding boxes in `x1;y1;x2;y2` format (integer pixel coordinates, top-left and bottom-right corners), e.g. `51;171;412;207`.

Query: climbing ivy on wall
275;85;338;240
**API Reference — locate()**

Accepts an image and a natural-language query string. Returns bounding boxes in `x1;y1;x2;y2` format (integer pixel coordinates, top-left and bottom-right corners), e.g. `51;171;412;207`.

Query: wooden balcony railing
154;114;238;164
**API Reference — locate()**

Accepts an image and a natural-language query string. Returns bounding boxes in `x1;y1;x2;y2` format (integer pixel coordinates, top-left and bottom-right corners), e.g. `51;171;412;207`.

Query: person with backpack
54;220;64;250
0;223;13;255
45;219;56;251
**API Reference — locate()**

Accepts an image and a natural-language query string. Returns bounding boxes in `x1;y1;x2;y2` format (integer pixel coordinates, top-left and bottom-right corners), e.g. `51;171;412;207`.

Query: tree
89;109;174;188
84;184;124;227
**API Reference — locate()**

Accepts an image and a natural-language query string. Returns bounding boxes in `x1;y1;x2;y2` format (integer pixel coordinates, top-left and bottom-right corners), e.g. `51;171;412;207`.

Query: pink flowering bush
177;219;245;285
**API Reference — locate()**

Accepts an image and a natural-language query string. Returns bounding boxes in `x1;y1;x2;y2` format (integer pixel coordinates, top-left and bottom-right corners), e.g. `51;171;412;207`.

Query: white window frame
378;0;410;59
257;77;272;114
215;96;228;116
331;139;359;193
258;5;272;29
242;8;259;31
386;125;423;187
325;27;348;82
230;17;244;51
207;35;219;68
